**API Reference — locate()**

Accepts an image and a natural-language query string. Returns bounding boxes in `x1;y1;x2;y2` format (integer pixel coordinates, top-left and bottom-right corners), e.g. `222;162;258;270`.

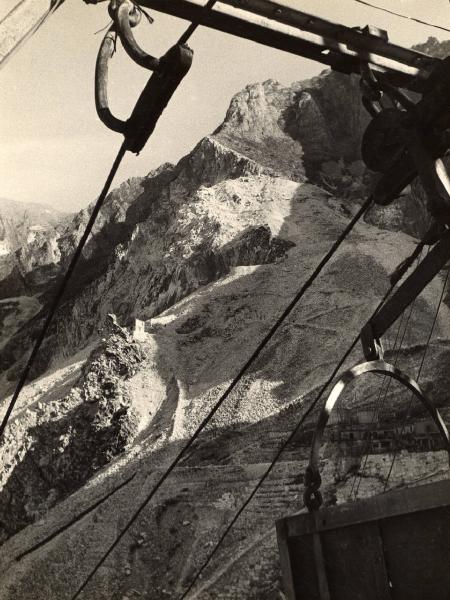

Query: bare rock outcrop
0;320;144;543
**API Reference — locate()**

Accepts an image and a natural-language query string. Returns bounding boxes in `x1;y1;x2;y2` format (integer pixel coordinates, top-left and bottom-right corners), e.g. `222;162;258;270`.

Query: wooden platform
276;478;450;599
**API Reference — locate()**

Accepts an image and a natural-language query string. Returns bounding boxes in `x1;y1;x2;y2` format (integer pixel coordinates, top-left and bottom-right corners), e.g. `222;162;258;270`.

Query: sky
1;0;450;212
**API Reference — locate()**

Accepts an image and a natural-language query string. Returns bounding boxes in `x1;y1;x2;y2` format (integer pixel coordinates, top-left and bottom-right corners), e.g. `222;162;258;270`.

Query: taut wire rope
350;0;450;33
351;250;424;499
383;267;450;490
178;277;402;599
69;197;373;599
0;143;127;441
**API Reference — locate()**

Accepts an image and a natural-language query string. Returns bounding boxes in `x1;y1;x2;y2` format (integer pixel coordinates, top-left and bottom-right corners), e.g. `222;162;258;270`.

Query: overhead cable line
69;197;373;599
351;0;450;34
0;0;218;441
15;471;137;562
0;143;127;441
384;266;450;490
352;287;418;498
350;250;424;499
179;280;401;599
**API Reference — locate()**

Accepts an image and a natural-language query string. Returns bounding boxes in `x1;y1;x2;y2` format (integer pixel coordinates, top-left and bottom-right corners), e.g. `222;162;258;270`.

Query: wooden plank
287;534;321;599
381;505;450;599
276;520;297;600
321;521;391;600
135;0;432;92
0;0;64;69
220;0;436;72
278;478;450;537
312;524;331;600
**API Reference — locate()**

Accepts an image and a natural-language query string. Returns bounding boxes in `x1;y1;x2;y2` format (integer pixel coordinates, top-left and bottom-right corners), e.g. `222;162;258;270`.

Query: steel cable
383;267;450;490
179;277;400;599
0;143;127;441
351;250;423;499
351;0;450;34
69;197;373;599
0;0;65;69
0;0;220;441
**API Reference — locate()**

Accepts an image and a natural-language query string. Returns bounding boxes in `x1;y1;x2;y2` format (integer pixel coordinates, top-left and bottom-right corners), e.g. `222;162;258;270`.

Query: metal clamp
94;5;193;153
304;360;450;512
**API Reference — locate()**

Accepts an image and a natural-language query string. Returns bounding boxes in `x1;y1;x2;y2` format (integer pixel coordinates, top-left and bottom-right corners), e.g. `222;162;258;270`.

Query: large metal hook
94;1;193;154
304;360;450;511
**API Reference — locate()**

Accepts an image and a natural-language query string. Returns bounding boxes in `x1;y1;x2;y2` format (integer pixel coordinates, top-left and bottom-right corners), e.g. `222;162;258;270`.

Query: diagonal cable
351;0;450;33
0;143;127;441
351;249;424;499
352;291;417;499
384;267;450;490
69;197;373;599
178;280;398;599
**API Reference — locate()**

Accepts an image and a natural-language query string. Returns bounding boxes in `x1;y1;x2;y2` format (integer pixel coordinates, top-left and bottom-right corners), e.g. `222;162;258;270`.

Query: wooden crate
276;479;450;600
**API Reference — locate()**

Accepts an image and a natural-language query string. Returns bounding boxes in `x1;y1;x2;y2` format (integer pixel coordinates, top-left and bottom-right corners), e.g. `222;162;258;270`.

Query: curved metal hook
115;0;160;71
305;359;450;510
95;26;127;134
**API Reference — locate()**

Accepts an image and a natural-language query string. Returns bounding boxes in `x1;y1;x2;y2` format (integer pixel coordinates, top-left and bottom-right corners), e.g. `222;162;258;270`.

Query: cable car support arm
87;0;438;93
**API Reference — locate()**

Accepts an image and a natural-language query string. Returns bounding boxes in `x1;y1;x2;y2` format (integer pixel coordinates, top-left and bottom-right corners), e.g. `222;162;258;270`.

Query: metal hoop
305;360;450;511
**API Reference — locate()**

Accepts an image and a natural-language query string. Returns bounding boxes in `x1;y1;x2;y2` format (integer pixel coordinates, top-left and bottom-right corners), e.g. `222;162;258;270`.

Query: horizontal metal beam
134;0;438;92
0;0;64;69
222;0;436;73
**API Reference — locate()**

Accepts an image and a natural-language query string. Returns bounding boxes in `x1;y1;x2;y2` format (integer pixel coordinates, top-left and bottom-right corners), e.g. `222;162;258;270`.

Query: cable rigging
350;254;422;500
384;267;450;490
4;0;450;598
350;0;450;33
69;196;373;600
0;144;127;441
178;279;403;599
0;0;216;441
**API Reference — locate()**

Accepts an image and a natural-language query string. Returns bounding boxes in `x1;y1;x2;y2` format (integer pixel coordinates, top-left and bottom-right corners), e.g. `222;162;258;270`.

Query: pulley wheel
361;108;407;173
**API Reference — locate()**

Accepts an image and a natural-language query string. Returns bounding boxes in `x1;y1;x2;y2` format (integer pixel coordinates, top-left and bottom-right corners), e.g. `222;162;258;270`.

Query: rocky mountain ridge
1;38;450;599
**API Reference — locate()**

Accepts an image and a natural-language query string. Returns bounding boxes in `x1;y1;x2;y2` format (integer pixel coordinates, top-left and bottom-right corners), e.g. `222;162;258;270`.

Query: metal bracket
366;230;450;345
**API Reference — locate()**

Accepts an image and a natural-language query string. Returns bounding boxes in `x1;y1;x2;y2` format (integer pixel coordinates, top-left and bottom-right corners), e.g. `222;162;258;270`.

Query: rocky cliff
1;43;450;600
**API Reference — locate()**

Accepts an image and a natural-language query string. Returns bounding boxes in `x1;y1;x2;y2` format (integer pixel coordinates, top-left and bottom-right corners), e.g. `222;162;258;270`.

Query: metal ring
115;0;160;71
306;360;450;508
95;27;127;134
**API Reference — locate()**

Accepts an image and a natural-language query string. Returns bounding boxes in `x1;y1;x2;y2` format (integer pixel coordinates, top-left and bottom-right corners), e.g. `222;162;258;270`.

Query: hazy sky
1;0;449;211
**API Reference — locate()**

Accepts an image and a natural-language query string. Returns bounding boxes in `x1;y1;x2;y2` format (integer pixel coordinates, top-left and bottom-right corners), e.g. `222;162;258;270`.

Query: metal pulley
361;108;407;173
95;0;193;154
359;58;450;226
